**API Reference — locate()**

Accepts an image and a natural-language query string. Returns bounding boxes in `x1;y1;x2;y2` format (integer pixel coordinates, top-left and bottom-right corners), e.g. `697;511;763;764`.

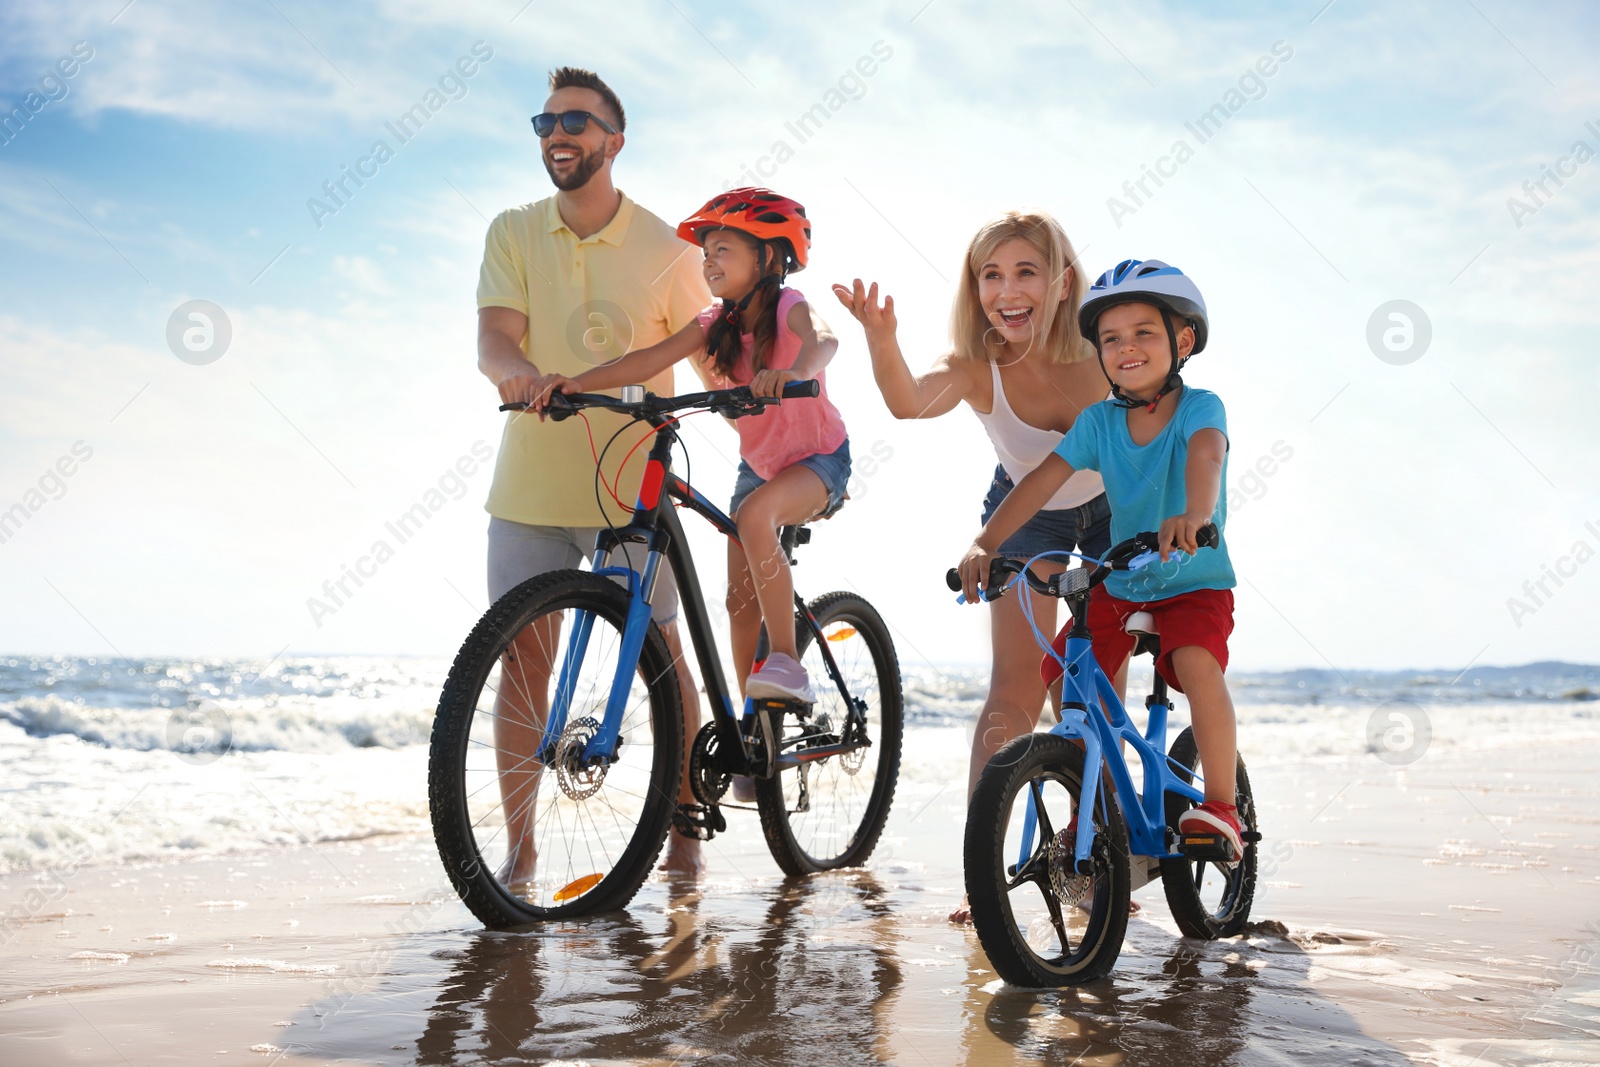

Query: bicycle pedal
671;803;726;841
1176;833;1237;862
752;696;809;713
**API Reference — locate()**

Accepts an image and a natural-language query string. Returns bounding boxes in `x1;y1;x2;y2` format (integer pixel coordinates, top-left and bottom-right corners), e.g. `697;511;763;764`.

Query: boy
955;258;1242;856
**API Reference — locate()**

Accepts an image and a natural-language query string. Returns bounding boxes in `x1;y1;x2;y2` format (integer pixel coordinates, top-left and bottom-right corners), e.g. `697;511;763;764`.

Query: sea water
2;655;1596;874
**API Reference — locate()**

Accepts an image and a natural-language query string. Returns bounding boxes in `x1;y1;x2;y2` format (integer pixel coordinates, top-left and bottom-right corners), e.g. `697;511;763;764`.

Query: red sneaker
1179;801;1243;860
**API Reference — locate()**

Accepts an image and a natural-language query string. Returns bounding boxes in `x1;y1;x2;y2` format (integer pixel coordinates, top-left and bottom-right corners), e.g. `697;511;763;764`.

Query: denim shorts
730;438;852;519
979;464;1112;563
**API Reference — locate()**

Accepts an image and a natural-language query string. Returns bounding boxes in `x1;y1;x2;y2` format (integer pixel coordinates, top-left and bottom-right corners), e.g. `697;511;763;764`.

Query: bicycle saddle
1123;611;1158;635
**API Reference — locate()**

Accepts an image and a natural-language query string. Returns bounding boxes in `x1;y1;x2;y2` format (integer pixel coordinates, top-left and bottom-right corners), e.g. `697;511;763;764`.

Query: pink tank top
695;287;848;480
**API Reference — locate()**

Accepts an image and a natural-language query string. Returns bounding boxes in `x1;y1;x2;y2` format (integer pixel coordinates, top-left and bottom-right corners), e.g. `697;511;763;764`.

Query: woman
833;211;1110;923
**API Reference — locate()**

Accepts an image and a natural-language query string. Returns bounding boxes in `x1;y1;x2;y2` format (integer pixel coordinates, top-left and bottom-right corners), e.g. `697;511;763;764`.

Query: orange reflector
826;626;858;642
553;872;603;902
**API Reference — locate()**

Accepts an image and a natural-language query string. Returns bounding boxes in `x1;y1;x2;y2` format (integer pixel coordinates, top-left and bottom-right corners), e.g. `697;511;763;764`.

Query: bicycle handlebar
944;523;1219;604
499;379;819;420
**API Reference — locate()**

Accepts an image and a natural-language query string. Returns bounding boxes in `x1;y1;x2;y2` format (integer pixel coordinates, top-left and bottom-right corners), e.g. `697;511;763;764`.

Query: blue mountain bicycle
429;382;902;927
946;527;1259;985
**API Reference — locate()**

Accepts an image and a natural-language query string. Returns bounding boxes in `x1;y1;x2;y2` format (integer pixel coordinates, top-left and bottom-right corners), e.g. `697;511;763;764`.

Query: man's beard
543;145;605;191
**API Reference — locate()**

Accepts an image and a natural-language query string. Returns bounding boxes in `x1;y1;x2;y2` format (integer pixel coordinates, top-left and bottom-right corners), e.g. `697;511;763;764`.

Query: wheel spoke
1028;777;1058;842
759;597;900;874
1035;874;1073;957
1008;833;1050;888
1158;730;1256;941
432;573;681;923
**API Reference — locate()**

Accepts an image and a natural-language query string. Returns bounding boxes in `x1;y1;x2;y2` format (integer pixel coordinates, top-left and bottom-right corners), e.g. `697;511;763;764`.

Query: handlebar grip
781;379;820;399
498;393;579;420
945;562;1010;601
987;558;1011;600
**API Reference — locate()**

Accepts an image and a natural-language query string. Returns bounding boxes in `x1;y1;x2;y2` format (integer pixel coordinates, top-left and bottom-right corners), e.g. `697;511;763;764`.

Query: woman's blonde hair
949;211;1093;365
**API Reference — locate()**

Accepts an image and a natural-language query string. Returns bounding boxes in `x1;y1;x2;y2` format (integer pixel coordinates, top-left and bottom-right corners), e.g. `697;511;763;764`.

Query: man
476;67;711;879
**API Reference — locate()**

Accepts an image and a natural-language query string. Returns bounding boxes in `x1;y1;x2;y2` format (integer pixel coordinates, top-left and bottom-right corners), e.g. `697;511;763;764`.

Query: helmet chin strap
1103;310;1187;412
719;245;785;328
720;288;756;329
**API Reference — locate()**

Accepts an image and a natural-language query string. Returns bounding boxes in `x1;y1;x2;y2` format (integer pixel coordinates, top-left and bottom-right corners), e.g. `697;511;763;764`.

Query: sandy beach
4;718;1599;1067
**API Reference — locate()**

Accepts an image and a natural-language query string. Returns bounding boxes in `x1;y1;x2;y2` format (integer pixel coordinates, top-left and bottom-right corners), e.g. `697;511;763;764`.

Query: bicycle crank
689;722;732;806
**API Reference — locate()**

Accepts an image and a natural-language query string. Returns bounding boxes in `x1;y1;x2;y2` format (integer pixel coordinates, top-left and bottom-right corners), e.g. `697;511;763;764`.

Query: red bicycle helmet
676;187;810;273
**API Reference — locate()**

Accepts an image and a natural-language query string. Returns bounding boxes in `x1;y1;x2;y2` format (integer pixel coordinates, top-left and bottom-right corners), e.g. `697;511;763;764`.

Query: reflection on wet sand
960;922;1415;1066
280;864;1427;1067
411;872;902;1065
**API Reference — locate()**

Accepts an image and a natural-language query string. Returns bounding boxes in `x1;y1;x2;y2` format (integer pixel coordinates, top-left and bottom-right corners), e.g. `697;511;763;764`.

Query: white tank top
972;360;1106;511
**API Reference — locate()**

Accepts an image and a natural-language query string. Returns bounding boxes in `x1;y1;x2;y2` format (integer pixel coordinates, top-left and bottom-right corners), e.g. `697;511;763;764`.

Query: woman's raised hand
831;280;896;338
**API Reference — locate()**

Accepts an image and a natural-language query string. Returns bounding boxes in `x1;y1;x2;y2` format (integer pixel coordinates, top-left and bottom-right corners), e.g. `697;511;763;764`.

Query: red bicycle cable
579;408;709;512
576;411;628;511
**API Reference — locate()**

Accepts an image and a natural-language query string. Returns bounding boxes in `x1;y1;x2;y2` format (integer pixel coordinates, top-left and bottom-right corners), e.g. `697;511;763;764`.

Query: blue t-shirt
1053;386;1236;602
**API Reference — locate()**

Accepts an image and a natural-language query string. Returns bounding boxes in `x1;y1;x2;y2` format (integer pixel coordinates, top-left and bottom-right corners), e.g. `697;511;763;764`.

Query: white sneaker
745;653;816;702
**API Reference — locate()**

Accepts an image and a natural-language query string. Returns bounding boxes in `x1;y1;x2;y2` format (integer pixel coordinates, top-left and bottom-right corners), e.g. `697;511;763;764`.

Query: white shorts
486;517;680;625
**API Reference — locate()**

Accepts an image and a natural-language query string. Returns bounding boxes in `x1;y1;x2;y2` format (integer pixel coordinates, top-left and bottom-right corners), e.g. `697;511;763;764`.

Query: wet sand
3;731;1599;1066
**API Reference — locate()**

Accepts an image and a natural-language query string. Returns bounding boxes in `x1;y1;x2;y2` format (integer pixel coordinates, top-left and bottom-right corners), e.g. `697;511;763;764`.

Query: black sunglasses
531;110;618;138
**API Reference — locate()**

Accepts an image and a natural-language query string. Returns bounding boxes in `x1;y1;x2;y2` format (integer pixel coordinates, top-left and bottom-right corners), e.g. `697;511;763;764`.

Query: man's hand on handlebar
750;368;799;398
957;542;997;605
496;370;542;408
529;373;581;419
497;379;821;419
1156;511;1213;561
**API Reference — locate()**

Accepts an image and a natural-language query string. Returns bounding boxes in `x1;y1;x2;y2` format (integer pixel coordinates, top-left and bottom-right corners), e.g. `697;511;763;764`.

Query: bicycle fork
536;545;666;765
1015;706;1105;877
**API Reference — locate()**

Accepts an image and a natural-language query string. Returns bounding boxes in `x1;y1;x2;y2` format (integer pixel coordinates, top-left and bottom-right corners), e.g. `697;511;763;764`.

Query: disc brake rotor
553;717;609;801
826;710;867;776
1049;828;1096;910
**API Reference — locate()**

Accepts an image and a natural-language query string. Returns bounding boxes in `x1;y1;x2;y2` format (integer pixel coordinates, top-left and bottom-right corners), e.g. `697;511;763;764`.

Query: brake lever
712;399;778;419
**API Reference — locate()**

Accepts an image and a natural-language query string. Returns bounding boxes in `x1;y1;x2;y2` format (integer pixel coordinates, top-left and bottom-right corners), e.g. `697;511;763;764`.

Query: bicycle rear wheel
1160;726;1257;938
755;592;902;875
428;570;682;927
965;734;1131;986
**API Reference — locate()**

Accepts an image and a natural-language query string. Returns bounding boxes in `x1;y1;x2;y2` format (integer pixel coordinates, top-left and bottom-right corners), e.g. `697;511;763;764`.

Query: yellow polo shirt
477;192;711;526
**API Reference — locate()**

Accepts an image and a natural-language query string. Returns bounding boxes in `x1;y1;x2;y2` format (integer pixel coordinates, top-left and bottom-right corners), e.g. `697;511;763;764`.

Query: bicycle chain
689;722;731;806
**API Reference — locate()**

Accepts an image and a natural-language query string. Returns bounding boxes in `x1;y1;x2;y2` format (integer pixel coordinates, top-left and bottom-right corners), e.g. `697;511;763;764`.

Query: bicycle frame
1015;597;1205;875
533;414;864;775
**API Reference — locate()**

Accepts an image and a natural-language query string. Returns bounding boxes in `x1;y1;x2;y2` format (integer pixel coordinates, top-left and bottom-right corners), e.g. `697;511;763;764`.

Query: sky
1;0;1597;672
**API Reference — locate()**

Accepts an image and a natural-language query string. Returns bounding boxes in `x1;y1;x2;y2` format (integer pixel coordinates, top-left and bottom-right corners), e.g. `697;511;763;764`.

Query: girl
532;187;850;708
831;211;1109;923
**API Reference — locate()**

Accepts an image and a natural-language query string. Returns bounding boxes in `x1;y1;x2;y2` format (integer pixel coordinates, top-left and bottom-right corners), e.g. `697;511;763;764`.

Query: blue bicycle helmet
1079;259;1208;410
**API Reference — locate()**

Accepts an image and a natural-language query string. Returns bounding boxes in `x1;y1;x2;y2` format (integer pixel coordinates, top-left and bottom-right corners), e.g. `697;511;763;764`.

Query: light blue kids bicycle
946;524;1259;985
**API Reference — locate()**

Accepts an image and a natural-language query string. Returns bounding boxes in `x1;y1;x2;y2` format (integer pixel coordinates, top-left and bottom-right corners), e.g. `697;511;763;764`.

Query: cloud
1;0;518;136
3;1;1599;665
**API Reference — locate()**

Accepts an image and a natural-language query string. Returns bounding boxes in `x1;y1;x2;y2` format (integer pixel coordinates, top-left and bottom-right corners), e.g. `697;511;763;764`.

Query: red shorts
1041;587;1234;695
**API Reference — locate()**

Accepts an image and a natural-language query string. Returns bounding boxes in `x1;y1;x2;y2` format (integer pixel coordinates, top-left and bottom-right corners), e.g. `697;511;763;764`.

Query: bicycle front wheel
1160;726;1257;938
428;570;683;927
755;592;903;875
965;733;1131;986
